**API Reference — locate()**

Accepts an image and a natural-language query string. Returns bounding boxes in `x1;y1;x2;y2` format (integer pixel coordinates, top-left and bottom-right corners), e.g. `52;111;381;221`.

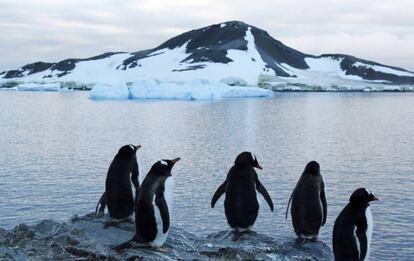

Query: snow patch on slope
353;62;414;77
271;57;369;90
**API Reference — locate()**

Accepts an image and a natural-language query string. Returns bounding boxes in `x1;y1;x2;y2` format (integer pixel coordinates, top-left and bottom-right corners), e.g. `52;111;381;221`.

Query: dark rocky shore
0;214;333;260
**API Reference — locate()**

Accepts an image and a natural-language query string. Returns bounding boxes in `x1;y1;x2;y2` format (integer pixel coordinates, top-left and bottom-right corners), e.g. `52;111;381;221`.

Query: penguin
95;144;141;228
113;158;180;251
211;152;274;233
285;161;327;240
333;188;378;261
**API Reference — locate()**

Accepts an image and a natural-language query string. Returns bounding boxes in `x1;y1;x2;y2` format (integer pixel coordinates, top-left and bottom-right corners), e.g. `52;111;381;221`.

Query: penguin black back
95;145;141;220
286;161;327;240
131;158;180;248
333;188;378;261
211;152;273;231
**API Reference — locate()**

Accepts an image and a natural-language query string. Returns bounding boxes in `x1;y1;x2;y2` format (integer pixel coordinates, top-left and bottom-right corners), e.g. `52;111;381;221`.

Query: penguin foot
293;237;306;248
103;221;119;229
95;210;104;218
232;230;242;242
309;237;319;242
155;247;170;253
126;217;135;224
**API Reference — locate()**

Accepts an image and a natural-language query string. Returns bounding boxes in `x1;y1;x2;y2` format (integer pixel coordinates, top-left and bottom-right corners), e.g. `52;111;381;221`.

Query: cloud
0;0;413;71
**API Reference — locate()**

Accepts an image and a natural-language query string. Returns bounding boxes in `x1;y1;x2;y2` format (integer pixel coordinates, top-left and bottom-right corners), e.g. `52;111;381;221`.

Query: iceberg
89;79;273;101
89;83;130;100
129;79;193;100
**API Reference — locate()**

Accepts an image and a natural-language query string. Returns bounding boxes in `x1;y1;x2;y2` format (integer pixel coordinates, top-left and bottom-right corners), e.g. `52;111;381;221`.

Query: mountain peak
215;20;250;28
1;21;414;86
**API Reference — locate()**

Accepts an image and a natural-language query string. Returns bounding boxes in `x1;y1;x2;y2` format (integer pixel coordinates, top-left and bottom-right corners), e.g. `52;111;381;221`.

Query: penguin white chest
151;177;174;248
365;206;373;261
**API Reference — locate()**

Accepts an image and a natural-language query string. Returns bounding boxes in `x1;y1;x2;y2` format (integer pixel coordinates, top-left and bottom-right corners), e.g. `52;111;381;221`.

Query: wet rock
0;214;333;260
199;230;332;260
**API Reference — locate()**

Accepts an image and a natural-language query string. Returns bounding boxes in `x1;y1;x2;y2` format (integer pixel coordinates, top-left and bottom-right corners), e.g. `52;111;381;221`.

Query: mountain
1;21;414;90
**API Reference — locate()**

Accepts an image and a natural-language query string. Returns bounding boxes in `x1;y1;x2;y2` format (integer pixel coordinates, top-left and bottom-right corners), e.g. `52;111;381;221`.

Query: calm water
0;91;413;260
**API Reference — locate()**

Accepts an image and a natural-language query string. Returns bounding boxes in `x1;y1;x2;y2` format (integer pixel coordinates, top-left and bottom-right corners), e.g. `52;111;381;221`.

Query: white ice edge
89;79;273;101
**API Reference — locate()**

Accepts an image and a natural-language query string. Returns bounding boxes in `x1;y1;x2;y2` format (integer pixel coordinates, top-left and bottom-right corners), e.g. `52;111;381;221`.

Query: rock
0;214;333;260
199;230;332;260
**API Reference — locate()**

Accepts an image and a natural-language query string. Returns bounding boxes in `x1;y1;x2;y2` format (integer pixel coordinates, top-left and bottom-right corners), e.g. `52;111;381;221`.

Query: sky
0;0;413;72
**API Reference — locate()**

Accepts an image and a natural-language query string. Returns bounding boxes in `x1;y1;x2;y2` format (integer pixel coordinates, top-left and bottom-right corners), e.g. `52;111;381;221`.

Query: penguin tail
95;192;106;216
94;201;100;216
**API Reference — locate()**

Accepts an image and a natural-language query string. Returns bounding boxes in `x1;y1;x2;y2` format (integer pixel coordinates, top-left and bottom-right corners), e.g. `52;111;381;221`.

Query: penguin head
350;188;379;205
153;158;181;175
303;161;320;175
117;144;141;159
234;151;263;170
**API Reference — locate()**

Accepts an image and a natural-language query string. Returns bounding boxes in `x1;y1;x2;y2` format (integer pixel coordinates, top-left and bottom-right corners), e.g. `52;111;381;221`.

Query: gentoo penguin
113;158;180;251
211;152;274;232
333;188;378;261
95;144;141;228
285;161;327;240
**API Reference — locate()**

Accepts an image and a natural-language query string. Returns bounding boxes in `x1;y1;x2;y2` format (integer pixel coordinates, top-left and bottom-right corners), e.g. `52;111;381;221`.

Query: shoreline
0;213;333;260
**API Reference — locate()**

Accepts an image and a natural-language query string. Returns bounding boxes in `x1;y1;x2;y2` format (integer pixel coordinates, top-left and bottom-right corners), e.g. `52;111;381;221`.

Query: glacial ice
17;83;61;91
89;79;273;101
89;83;130;100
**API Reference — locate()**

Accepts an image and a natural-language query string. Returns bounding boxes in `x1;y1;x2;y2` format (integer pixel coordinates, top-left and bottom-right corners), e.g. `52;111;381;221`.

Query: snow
220;23;227;28
89;79;273;101
305;57;343;72
353;62;414;77
0;27;269;86
271;57;374;90
1;25;413;92
304;57;362;80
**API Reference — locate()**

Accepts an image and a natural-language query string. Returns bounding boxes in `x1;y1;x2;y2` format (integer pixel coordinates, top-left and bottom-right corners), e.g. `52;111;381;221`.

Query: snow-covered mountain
1;21;414;91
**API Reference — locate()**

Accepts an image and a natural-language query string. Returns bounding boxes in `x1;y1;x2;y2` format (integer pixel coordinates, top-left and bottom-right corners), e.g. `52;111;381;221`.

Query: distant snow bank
17;83;61;91
2;76;414;96
89;79;273;101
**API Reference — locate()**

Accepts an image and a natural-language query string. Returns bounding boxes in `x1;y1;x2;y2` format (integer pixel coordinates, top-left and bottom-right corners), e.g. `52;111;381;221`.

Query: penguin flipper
95;192;106;216
211;181;227;208
356;217;368;260
131;159;140;191
255;179;274;212
155;187;170;233
320;182;327;226
285;188;295;220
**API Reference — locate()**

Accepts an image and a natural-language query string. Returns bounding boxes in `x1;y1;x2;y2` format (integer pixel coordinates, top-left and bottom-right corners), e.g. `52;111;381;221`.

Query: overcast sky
1;0;413;72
